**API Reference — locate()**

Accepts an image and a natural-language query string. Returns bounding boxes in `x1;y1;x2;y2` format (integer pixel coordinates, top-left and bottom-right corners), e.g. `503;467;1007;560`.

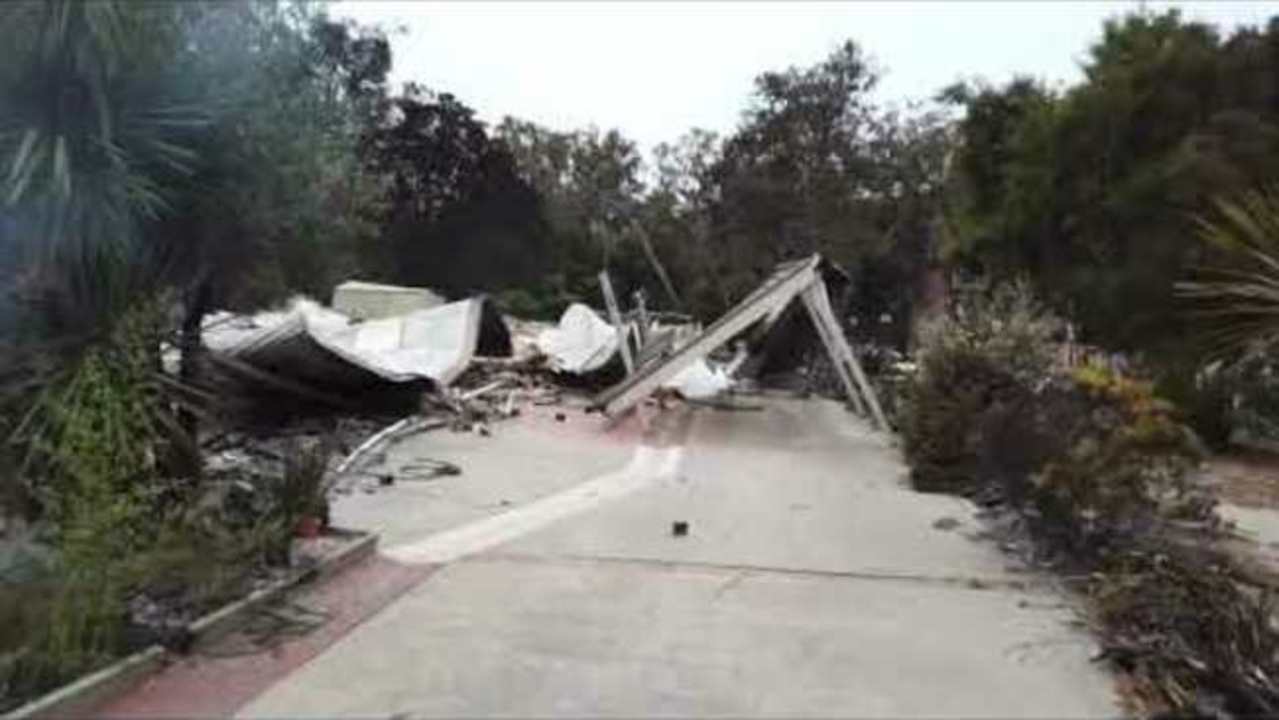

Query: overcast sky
334;1;1274;154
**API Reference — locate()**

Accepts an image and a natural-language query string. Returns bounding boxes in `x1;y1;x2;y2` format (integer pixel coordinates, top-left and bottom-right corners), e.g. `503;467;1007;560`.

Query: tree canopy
944;11;1279;359
8;1;1278;372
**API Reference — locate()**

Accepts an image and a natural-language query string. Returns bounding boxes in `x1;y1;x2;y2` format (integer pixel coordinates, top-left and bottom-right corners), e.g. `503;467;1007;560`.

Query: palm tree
1;0;206;335
1;1;213;497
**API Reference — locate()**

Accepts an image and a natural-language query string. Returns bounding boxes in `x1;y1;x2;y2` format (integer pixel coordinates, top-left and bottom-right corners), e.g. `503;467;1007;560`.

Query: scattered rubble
194;261;885;436
187;265;889;519
204;416;390;485
587;255;886;428
538;302;628;376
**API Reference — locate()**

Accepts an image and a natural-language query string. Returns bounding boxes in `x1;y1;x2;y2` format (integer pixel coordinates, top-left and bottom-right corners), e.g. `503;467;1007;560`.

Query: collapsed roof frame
589;254;888;430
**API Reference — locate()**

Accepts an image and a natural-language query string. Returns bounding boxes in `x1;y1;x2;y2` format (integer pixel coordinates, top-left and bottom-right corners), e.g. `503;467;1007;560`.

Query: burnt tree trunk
178;279;212;441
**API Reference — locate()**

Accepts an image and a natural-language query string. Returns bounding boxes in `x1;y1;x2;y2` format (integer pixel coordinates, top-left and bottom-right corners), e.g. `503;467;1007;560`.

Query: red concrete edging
92;554;437;718
4;528;382;720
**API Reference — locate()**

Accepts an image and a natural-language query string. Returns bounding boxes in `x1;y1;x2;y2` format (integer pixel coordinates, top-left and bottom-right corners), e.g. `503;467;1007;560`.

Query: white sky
334;1;1274;154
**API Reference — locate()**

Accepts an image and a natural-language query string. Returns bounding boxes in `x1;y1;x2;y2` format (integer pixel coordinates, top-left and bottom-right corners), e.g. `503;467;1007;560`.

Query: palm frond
0;0;212;340
1178;188;1279;360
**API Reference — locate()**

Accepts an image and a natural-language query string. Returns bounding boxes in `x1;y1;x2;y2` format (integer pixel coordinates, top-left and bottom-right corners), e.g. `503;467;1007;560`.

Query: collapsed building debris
194;255;886;457
533;301;707;395
504;315;556;364
538;303;628;376
202;295;511;414
597;270;635;374
663;359;733;400
203;416;390;479
331;280;445;320
589;254;888;430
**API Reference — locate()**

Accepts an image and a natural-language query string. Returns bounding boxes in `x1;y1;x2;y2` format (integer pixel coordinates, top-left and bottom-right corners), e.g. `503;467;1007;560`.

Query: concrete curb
188;529;378;644
4;529;378;720
3;645;167;720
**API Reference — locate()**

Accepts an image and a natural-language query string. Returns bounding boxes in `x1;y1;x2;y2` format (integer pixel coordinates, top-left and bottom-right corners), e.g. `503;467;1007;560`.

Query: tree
154;6;390;311
689;40;951;344
2;0;395;455
142;4;391;436
944;11;1279;359
494;118;654;314
0;0;391;362
936;77;1055;273
854;106;951;347
1;0;215;503
363;88;547;298
711;41;882;279
643;129;724;314
495;45;950;334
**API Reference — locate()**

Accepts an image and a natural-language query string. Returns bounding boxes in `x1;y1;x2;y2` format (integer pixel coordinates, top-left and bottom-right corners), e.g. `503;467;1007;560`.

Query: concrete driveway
238;395;1117;718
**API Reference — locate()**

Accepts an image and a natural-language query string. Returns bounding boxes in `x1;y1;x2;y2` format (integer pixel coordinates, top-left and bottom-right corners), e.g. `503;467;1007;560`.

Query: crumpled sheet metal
662;358;733;400
535;303;730;400
537;303;621;374
208;295;510;393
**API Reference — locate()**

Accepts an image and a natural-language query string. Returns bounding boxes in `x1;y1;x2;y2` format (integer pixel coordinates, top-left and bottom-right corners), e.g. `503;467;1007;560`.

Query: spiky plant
0;1;208;335
1177;188;1279;359
0;0;214;502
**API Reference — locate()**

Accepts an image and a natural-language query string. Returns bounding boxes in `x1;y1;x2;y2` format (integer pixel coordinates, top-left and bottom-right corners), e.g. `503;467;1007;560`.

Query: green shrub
1155;362;1235;452
0;301;281;705
903;351;1023;492
972;376;1080;507
265;439;330;560
914;281;1063;384
3;308;168;697
903;283;1203;551
901;286;1271;717
1030;365;1204;555
902;282;1061;493
14;303;173;528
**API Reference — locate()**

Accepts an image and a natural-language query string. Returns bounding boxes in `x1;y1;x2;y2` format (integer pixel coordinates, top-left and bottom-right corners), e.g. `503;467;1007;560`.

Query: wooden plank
802;280;888;431
598;270;634;375
799;281;866;416
633;289;650;347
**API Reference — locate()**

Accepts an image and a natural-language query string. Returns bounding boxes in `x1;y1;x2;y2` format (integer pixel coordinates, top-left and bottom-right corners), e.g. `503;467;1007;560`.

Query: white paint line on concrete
383;445;683;565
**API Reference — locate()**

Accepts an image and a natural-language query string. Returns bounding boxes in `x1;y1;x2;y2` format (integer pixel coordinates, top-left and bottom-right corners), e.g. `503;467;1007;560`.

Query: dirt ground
1206;449;1279;510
